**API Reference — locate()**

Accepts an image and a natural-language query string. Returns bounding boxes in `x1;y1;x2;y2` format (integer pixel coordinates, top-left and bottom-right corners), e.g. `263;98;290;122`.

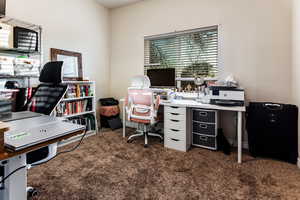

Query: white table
120;98;246;163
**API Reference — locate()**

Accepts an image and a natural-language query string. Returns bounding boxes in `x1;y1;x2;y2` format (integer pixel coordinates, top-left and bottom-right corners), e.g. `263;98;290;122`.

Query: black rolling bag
246;102;298;164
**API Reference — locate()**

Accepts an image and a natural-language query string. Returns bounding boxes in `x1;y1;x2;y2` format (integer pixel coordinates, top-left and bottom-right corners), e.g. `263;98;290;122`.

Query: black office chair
24;61;68;197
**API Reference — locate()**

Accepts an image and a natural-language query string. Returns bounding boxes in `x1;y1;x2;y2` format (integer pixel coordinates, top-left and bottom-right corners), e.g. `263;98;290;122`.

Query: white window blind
144;26;218;79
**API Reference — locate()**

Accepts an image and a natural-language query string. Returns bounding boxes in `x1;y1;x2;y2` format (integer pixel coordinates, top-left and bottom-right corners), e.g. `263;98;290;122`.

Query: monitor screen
147;68;175;87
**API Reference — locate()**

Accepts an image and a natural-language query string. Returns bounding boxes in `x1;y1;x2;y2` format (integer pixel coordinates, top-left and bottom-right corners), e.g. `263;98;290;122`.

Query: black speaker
246;102;298;164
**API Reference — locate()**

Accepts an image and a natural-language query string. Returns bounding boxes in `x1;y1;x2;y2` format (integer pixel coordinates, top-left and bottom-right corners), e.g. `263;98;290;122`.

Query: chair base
127;130;163;147
27;186;38;199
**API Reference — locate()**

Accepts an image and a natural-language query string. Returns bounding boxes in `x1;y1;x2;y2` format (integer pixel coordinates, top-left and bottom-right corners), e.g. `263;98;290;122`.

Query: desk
120;98;246;164
0;112;85;200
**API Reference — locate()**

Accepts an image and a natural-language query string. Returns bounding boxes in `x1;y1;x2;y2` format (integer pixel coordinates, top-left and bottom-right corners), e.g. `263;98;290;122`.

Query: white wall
110;0;292;141
7;0;110;99
110;0;292;103
292;0;300;166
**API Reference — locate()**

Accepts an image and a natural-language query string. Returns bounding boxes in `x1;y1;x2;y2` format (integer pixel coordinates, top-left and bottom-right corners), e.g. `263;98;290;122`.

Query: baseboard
298;158;300;169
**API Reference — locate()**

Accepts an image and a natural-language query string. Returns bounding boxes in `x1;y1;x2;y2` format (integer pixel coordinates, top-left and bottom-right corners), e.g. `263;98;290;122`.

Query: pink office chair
126;75;163;147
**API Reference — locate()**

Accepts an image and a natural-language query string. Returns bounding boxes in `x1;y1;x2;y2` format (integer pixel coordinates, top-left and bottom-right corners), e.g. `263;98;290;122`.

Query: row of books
67;114;96;132
56;99;92;116
65;84;93;99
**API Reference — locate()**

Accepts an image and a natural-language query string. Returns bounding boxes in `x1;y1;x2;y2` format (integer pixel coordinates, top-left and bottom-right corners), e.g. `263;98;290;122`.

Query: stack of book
0;23;13;49
56;99;92;116
14;57;40;76
65;84;93;98
0;56;14;76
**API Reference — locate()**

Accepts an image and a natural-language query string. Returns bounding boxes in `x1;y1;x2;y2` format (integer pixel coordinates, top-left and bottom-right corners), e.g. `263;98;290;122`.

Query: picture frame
50;48;83;81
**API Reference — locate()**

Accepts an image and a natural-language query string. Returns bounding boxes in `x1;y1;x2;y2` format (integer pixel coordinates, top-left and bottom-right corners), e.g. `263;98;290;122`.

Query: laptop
4;115;86;151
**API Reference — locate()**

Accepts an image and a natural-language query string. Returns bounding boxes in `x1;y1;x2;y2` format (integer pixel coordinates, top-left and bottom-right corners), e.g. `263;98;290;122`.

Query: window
144;26;218;83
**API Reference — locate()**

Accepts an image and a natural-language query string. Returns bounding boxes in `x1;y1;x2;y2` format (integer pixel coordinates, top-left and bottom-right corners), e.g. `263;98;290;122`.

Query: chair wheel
127;139;133;143
27;188;38;199
144;144;149;148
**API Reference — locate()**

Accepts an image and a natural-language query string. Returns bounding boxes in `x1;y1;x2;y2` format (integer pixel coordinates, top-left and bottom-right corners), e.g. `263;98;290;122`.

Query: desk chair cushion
126;88;160;125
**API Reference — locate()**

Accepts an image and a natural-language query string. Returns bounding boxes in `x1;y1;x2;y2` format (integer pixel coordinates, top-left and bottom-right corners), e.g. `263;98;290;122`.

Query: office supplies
209;86;245;106
192;109;218;150
151;88;173;100
147;68;175;87
247;102;298;164
4;116;85;151
126;75;163;147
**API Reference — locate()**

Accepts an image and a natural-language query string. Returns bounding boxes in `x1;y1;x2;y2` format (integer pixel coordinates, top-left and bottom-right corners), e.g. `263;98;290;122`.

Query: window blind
144;26;218;79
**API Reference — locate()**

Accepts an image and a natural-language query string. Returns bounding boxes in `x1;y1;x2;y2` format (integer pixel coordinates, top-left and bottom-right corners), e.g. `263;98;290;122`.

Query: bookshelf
55;80;98;146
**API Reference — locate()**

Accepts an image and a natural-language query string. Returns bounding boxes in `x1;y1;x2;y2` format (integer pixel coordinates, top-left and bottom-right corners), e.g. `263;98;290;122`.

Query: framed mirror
50;48;83;81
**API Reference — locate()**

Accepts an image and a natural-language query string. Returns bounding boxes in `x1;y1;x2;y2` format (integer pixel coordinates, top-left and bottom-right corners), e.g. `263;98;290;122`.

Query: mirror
50;48;83;81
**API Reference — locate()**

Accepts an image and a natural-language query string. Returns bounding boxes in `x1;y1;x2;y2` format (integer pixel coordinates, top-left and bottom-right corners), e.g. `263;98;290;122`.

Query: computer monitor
147;68;175;87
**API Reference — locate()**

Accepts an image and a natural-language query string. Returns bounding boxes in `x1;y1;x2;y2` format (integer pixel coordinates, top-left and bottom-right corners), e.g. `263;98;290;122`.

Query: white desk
120;98;246;163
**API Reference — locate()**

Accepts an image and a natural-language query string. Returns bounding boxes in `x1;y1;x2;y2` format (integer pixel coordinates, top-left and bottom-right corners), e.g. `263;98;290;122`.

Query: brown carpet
28;129;300;200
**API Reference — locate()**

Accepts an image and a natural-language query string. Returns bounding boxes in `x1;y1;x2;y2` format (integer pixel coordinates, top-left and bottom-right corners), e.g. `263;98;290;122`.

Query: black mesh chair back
25;61;68;115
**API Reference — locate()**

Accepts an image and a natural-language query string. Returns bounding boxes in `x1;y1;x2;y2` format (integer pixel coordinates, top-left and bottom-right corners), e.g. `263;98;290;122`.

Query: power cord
0;130;87;185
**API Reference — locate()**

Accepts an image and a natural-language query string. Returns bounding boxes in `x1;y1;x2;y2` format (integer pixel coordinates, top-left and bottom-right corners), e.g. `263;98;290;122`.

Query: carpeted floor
28;129;300;200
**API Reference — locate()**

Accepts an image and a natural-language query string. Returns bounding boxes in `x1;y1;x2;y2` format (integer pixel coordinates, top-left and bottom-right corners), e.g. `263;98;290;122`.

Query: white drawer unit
165;128;186;141
165;106;186;115
164;137;187;152
164;105;190;152
165;112;186;121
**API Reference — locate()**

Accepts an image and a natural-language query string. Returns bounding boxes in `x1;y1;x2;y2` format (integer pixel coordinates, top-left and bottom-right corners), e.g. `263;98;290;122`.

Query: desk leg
1;155;27;200
237;111;242;164
122;103;126;138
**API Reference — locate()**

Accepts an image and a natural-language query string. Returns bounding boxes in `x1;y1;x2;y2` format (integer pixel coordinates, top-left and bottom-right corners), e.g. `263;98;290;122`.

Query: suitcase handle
264;103;283;110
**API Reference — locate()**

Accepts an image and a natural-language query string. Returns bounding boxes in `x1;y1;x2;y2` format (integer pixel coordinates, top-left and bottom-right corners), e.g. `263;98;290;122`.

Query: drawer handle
171;119;179;122
199;136;208;141
199;112;208;116
171;106;179;109
200;124;208;129
171;138;180;142
170;129;179;132
170;113;179;116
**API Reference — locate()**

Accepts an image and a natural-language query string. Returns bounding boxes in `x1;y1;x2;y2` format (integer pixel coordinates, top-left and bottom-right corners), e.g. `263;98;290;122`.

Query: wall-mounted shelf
0;47;41;56
0;16;42;88
0;16;41;32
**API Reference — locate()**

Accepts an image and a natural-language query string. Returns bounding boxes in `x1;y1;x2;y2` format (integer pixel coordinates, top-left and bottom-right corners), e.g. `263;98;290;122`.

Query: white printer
208;86;245;106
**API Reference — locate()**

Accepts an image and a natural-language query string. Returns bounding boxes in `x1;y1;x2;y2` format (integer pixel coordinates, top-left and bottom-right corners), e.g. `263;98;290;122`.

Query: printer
208;86;245;106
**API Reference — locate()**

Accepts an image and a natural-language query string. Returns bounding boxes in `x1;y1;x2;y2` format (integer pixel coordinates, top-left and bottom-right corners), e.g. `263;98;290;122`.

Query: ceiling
96;0;145;9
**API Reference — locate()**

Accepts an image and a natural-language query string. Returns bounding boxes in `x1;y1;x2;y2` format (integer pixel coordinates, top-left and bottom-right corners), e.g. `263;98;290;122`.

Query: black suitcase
246;102;298;164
